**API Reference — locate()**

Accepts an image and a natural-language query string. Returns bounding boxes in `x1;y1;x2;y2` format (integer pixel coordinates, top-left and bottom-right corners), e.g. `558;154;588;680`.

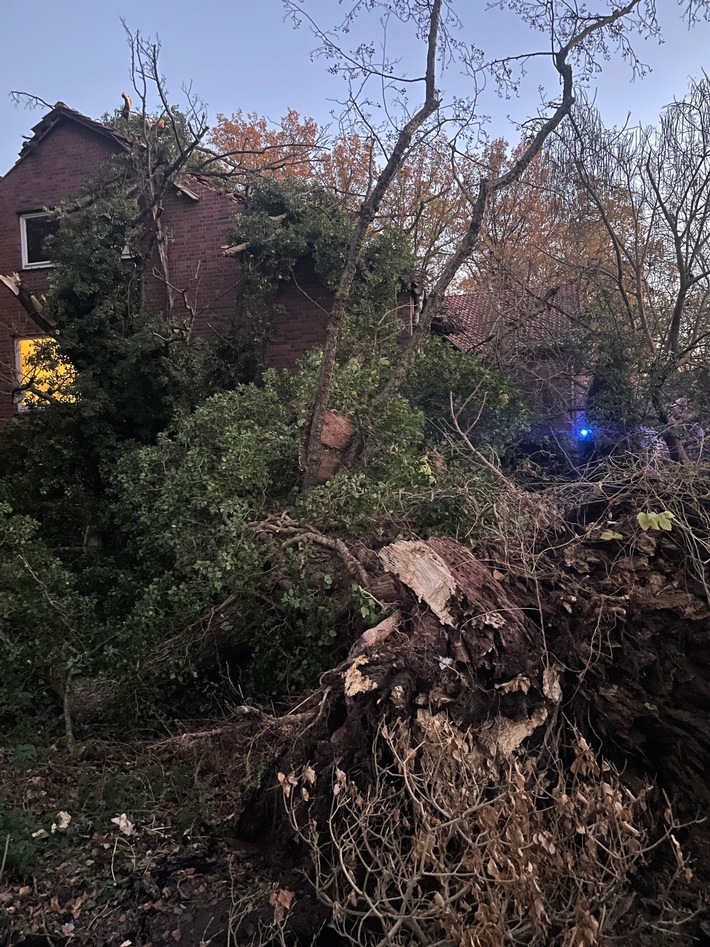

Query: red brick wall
147;180;242;340
265;263;413;370
266;260;333;370
0;120;247;426
0;121;124;425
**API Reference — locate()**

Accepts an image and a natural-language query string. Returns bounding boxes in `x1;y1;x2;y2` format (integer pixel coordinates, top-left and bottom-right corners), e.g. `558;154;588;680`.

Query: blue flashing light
578;427;593;440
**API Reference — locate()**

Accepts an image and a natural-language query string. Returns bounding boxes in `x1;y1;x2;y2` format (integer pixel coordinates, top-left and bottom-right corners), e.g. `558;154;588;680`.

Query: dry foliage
264;713;686;947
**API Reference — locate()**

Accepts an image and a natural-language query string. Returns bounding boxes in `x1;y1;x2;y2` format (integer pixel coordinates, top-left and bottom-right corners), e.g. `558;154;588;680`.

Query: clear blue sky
1;0;708;175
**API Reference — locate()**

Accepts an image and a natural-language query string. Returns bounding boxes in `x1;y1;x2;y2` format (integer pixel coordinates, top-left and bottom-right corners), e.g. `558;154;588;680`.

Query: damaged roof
8;102;244;206
16;102;134;163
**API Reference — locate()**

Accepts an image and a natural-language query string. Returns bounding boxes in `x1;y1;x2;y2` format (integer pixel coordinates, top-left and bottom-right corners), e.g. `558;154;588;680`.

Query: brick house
0;102;581;435
437;284;584;433
0;103;334;427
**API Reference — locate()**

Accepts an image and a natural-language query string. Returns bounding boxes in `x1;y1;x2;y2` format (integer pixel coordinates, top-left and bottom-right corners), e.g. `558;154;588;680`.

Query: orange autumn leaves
211;109;469;278
210;109;607;288
210;108;370;199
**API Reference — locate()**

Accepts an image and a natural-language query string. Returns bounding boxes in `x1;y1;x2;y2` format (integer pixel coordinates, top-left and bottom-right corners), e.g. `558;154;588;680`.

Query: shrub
0;502;96;728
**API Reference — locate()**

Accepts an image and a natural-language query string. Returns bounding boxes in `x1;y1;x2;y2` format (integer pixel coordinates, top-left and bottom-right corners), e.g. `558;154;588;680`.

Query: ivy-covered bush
103;381;374;703
228;177;415;366
269;355;502;538
402;336;529;448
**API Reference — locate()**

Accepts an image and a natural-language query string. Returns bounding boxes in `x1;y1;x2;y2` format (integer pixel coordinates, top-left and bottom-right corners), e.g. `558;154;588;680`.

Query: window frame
20;211;59;270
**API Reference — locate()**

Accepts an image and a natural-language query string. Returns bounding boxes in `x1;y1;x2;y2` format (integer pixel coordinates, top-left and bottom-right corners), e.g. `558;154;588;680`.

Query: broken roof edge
14;102;134;165
5;102;246;207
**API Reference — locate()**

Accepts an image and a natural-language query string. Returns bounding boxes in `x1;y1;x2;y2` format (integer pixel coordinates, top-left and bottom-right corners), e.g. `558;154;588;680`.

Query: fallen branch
0;272;56;334
249;516;370;588
222;241;249;257
280;531;369;587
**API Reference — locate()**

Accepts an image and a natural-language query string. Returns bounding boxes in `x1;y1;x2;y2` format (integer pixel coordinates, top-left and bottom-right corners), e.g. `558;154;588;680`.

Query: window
15;336;76;409
20;212;59;269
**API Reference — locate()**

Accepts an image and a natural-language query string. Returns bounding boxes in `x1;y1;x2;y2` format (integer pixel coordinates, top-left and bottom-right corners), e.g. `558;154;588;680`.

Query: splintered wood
378;540;460;626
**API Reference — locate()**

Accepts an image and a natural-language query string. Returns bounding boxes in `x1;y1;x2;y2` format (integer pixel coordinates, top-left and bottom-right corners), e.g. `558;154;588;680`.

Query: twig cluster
268;712;689;946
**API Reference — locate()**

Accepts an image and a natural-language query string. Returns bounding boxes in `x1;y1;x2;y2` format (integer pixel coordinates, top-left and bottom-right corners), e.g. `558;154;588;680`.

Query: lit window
20;212;59;269
15;337;76;408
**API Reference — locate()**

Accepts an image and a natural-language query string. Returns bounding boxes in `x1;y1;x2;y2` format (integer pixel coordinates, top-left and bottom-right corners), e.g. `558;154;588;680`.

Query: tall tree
210;108;331;181
212;110;471;280
287;0;665;489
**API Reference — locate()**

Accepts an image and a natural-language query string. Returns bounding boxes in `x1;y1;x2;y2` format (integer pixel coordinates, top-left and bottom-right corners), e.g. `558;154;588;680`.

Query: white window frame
21;210;132;267
20;211;57;270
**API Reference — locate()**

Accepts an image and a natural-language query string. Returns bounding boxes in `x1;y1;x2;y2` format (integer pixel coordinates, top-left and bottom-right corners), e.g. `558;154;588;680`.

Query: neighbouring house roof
438;284;579;355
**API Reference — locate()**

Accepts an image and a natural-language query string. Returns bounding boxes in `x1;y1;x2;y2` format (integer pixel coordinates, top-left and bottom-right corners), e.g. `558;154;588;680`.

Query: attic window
20;212;59;269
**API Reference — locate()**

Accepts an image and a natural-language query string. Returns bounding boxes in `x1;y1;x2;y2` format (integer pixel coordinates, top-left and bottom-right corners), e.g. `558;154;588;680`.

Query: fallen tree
2;467;708;947
223;461;709;946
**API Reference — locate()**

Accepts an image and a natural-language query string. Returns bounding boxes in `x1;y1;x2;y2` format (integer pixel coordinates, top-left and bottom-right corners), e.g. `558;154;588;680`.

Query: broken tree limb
222;241;249;257
280;531;369;587
0;272;56;334
378;541;461;627
348;609;403;658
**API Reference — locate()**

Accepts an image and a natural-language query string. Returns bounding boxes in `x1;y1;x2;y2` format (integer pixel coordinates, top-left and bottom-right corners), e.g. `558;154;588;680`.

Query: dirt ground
0;724;286;947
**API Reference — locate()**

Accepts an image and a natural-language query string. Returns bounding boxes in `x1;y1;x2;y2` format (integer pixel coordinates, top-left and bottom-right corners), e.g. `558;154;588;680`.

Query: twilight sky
1;0;708;176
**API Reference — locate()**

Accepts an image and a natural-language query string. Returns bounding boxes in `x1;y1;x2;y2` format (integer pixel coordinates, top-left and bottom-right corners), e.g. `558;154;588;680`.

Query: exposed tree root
226;470;709;946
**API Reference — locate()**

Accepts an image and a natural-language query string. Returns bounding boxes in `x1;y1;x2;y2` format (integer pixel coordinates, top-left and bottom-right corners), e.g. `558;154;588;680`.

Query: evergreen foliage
229;177;415;366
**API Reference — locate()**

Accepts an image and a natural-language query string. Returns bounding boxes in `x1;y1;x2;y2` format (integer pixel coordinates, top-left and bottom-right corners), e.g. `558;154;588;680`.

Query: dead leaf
276;772;298;799
111;813;135;836
269;888;294;924
495;674;531;695
542;667;562;703
51;810;72;833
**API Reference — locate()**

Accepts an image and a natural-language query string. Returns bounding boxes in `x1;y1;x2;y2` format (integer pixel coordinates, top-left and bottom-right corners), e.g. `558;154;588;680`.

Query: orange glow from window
16;337;76;406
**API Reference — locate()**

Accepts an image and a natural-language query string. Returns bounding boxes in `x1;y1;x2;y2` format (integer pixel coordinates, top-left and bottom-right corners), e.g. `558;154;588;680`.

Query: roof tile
440;284;578;353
